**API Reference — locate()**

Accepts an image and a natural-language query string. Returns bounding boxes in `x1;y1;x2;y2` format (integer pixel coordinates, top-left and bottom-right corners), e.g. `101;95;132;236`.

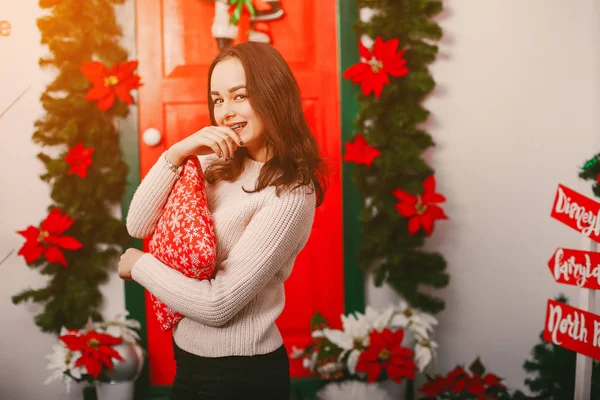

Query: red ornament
343;37;409;98
355;328;417;384
393;175;448;236
60;330;124;378
17;209;83;266
80;60;142;111
65;143;94;178
343;133;381;167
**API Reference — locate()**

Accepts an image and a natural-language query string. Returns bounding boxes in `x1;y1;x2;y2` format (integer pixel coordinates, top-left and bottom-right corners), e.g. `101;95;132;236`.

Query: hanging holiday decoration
17;209;83;267
211;0;284;50
343;133;381;167
393;175;448;236
343;37;409;98
65;143;94;178
344;0;449;317
12;0;132;335
229;0;256;24
80;60;141;111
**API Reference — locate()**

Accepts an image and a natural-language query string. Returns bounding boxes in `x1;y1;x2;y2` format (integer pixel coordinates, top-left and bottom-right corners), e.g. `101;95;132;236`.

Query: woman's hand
118;248;145;280
166;126;243;166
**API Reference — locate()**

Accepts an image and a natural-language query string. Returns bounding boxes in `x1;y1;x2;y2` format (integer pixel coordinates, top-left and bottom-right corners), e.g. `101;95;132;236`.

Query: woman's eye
235;94;247;100
213;98;223;104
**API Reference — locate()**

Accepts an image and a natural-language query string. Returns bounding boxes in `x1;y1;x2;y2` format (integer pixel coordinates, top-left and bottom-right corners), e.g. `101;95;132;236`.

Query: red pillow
147;156;217;331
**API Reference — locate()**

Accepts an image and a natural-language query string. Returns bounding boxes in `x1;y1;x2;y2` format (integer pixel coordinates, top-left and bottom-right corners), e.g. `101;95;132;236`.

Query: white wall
2;0;600;399
0;1;135;399
369;0;600;395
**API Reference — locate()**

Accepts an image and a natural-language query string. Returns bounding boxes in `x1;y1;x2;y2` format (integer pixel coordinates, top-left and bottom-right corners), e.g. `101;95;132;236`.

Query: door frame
120;0;363;398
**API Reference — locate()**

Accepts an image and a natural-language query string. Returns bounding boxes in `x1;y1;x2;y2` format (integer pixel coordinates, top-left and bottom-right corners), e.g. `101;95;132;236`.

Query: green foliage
12;0;131;334
350;0;449;313
579;153;600;198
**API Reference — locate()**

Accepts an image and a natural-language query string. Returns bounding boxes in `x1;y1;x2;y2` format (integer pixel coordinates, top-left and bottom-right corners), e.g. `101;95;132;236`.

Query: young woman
118;42;326;399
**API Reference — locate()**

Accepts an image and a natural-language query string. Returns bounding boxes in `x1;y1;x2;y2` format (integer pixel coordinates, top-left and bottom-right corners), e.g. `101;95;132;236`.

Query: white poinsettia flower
44;342;84;393
317;380;392;400
414;339;438;372
390;302;437;340
96;312;141;343
323;313;370;375
360;305;394;332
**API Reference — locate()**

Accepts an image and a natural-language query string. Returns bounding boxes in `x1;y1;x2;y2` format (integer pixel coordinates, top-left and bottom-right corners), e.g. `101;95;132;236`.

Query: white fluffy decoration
317;381;392;400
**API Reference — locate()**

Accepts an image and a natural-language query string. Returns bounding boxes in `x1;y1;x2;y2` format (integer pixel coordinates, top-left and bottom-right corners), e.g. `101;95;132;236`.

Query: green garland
12;0;132;334
347;0;449;313
579;153;600;198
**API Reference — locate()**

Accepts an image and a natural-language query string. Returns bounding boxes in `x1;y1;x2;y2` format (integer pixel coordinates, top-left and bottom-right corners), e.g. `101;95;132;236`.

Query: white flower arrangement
44;312;143;392
317;380;393;400
291;301;437;384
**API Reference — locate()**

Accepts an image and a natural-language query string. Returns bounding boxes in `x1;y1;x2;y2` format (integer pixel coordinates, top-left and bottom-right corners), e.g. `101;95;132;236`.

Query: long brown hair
204;42;327;207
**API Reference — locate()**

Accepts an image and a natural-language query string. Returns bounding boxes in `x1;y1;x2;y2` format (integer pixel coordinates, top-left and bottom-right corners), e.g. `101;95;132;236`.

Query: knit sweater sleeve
125;154;216;239
131;189;316;327
125;153;180;239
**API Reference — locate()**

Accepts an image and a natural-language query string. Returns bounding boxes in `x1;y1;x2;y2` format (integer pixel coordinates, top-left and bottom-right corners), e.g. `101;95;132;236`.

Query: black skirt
170;339;291;400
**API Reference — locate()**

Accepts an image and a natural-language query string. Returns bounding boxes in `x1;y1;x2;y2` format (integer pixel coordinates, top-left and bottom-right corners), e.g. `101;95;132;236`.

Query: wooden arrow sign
548;248;600;289
544;299;600;361
550;184;600;243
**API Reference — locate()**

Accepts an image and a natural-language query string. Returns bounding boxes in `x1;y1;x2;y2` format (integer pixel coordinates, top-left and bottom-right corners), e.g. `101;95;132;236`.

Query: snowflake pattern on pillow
148;156;217;331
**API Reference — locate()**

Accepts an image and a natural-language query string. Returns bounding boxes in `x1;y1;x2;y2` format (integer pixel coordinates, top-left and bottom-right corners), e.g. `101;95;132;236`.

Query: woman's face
210;57;265;156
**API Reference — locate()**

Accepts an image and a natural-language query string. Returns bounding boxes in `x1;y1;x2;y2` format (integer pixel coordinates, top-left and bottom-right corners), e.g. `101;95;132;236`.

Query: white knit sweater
126;153;316;357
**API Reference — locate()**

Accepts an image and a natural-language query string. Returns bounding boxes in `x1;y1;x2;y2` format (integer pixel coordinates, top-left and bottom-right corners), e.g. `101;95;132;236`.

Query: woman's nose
222;104;236;121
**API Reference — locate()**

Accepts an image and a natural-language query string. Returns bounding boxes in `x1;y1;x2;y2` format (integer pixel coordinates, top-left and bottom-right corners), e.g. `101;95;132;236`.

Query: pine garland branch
12;0;135;334
349;0;449;313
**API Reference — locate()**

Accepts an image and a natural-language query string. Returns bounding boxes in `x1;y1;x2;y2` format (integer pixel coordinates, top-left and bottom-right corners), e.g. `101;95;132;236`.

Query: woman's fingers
214;126;243;147
203;128;238;160
199;130;227;159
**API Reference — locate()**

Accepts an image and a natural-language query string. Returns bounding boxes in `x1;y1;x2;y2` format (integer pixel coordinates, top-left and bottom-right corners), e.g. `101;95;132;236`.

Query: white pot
95;380;135;400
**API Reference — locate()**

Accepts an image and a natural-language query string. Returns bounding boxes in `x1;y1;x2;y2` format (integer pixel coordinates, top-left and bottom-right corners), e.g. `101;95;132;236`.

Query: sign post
574;237;597;400
549;184;600;400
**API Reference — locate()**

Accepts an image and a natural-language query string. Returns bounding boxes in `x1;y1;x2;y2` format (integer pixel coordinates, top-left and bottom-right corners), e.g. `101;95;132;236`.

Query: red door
136;0;344;385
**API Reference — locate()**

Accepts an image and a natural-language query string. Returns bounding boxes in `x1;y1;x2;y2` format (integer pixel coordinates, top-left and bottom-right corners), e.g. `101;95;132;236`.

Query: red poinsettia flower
17;209;83;266
420;364;506;399
343;37;409;98
60;330;124;378
355;328;417;384
65;142;94;178
466;374;486;397
420;375;449;397
80;60;141;111
444;366;469;391
343;133;381;167
393;175;448;236
483;372;504;388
